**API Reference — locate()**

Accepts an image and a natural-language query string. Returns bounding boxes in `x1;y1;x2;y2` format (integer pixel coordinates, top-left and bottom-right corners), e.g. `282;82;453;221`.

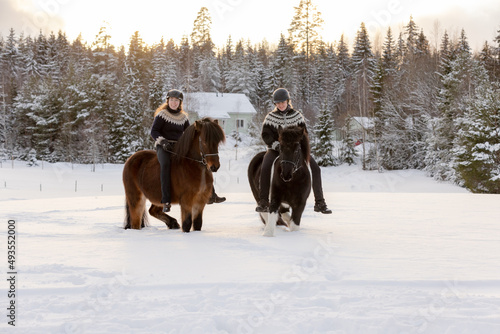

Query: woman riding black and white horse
255;88;332;214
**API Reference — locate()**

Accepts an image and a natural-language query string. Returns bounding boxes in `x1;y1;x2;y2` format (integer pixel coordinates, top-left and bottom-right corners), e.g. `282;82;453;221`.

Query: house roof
184;92;257;119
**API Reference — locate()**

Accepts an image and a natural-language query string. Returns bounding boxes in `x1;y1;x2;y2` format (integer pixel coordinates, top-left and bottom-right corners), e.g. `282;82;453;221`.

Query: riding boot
314;199;332;214
208;187;226;204
309;156;332;214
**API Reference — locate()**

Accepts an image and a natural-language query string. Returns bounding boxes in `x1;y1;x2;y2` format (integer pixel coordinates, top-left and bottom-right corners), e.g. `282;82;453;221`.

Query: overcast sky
1;0;499;51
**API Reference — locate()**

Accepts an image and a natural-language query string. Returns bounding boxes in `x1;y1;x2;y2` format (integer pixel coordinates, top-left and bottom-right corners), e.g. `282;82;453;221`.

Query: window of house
236;119;244;128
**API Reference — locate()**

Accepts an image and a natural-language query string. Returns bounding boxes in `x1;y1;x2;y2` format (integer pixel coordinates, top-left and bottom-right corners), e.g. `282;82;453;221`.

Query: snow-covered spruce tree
226;40;254;95
454;80;500;193
312;101;335;166
270;34;295;92
116;32;150;162
340;115;358;165
190;6;217;92
149;41;168;109
351;22;376;170
336;34;352;121
16;77;63;162
251;42;272;123
426;30;473;182
1;29;24;158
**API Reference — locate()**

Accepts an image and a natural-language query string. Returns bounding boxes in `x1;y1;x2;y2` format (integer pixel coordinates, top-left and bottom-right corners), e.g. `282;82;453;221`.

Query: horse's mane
174;117;225;161
280;126;310;164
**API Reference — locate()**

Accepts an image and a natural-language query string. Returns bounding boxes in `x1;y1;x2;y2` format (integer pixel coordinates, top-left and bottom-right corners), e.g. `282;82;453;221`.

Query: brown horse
122;117;225;232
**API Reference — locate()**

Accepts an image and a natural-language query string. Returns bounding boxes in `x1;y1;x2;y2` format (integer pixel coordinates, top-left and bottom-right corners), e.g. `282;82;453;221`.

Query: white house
183;92;257;136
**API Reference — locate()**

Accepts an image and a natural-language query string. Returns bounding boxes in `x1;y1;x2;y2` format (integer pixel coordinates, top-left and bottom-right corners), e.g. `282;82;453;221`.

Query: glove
158;138;174;152
271;141;280;151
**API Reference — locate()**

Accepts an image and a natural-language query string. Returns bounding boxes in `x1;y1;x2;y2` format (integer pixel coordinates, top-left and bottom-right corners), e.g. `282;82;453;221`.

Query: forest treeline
1;2;499;193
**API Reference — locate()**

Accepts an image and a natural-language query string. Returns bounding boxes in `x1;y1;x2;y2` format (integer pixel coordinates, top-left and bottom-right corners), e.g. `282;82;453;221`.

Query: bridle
279;145;302;181
198;136;219;166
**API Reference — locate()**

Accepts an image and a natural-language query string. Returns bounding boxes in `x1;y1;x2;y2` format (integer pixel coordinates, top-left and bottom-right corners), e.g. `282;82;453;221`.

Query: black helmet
167;89;183;101
272;88;290;103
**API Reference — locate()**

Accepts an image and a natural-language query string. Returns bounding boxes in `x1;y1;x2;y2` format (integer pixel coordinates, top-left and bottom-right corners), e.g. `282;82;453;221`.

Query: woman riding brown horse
123;117;225;232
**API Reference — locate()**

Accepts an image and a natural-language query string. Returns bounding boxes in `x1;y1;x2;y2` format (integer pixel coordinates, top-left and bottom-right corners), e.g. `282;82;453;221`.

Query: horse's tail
122;151;150;229
248;151;266;202
124;201;131;229
124;200;148;229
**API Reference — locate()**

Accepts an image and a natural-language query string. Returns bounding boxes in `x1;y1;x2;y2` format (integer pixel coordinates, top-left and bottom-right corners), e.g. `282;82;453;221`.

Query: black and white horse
248;126;312;236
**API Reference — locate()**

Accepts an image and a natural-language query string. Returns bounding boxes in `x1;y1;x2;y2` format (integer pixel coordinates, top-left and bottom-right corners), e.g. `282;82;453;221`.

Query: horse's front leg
263;200;280;237
288;202;306;232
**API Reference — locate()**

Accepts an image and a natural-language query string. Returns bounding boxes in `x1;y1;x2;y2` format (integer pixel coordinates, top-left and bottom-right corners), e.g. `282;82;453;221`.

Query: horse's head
195;118;226;172
278;126;309;182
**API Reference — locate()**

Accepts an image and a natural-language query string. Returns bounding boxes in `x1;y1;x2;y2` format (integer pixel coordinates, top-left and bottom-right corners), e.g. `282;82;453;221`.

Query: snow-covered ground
1;139;500;333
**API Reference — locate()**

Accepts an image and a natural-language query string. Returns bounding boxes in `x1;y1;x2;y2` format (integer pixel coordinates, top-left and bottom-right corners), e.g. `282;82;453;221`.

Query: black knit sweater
261;107;306;149
151;107;190;146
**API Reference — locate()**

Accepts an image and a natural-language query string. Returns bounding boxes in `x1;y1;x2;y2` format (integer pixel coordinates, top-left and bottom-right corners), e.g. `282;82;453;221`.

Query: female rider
255;88;332;214
151;89;225;212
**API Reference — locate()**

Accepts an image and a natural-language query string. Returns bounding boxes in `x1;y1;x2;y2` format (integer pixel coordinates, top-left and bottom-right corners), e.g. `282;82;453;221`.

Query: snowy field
1;140;500;334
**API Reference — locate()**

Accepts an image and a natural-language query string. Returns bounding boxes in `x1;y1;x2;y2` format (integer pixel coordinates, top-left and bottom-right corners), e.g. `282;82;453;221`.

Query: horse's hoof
262;230;275;237
289;223;300;232
169;222;180;229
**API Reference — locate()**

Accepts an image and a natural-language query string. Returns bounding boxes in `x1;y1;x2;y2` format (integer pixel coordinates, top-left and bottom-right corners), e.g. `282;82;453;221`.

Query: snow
1;139;500;333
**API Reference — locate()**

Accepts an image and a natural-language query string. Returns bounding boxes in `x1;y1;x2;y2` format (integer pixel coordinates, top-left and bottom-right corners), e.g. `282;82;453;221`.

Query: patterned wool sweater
151;108;190;147
261;107;306;149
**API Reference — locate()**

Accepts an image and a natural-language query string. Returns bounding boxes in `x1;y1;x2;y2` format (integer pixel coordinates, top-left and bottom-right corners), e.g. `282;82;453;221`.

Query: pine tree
179;35;193;92
352;22;375;169
191;7;216;91
336;34;352;119
455;80;500;193
288;0;324;60
340;115;358;165
494;27;500;81
116;31;150;161
149;40;168;108
270;34;295;91
479;41;497;81
312;101;335;166
426;29;474;181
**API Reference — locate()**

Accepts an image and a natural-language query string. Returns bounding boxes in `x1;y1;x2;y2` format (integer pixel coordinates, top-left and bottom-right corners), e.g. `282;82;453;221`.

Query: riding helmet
272;88;290;103
167;89;183;101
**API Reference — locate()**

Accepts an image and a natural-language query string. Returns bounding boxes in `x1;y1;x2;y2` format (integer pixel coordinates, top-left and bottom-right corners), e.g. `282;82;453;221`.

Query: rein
164;136;219;166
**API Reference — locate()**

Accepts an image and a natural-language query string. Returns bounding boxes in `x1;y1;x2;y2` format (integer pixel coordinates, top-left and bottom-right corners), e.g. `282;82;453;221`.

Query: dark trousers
258;149;324;202
156;146;172;204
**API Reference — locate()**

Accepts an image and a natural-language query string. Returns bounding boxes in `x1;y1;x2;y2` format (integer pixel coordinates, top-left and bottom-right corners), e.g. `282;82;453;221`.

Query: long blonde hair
154;98;185;117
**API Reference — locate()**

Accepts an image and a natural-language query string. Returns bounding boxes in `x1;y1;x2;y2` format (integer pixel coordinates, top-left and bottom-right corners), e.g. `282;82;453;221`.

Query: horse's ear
194;120;202;131
213;119;219;125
